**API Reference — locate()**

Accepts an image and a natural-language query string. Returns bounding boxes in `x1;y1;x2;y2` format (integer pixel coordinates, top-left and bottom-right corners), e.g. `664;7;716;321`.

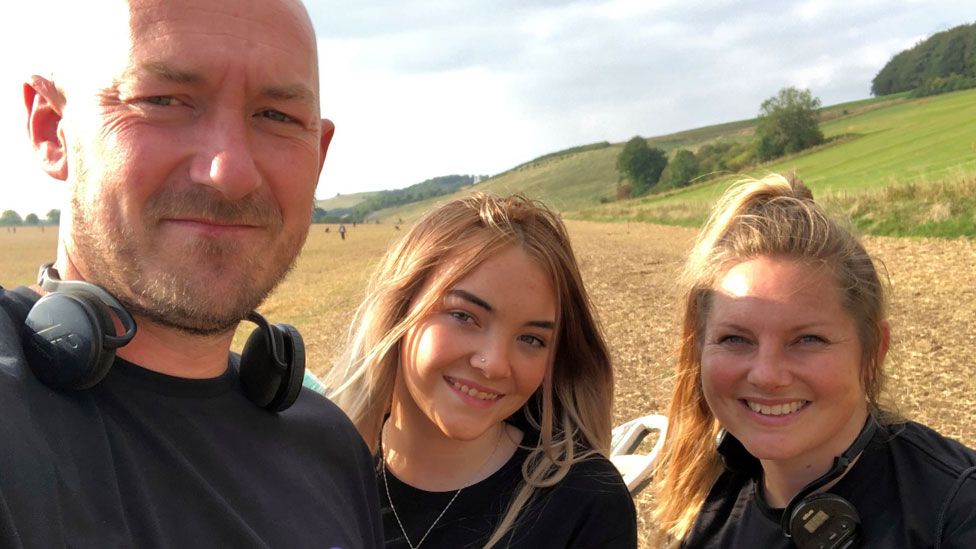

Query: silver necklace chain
382;462;461;549
381;425;504;549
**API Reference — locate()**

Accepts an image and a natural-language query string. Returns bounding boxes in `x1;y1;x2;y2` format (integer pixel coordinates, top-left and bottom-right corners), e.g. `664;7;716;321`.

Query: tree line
871;22;976;97
616;87;823;198
0;209;60;226
312;174;487;223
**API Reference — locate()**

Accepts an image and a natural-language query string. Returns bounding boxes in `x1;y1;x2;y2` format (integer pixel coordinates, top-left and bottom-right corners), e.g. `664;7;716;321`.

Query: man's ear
24;75;68;181
317;118;335;174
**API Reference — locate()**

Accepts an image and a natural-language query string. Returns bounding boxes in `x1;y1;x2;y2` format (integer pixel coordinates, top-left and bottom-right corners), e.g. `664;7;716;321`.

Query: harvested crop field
3;221;974;547
270;220;975;546
562;221;976;544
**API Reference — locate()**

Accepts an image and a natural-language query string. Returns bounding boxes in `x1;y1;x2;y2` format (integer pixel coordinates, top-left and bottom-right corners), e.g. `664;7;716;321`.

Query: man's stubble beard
68;169;307;336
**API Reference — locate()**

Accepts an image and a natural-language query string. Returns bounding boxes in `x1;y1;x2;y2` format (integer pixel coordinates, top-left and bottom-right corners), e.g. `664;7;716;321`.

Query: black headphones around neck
16;263;304;412
717;414;878;549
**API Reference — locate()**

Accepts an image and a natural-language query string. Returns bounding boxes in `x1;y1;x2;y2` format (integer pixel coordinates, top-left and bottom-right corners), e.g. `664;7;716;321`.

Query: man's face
57;0;330;334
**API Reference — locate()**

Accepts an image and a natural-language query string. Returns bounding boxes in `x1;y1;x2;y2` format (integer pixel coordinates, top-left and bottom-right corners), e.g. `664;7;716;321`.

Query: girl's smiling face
395;245;557;442
700;256;870;471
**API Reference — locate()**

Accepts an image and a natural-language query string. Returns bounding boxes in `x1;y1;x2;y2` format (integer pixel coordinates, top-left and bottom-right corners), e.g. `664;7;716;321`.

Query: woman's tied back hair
653;173;890;543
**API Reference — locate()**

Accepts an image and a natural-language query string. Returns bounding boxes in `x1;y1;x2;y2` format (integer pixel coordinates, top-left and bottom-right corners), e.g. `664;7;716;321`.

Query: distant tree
46;209;60;224
616;136;668;196
871;22;976;96
24;213;40;225
660;149;700;189
755;87;824;162
312;207;327;223
0;210;24;226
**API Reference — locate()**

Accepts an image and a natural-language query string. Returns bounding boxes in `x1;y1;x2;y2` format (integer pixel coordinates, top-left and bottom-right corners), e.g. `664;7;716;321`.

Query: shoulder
548;454;636;518
883;421;976;546
885;421;976;478
284;387;367;447
0;287;35;389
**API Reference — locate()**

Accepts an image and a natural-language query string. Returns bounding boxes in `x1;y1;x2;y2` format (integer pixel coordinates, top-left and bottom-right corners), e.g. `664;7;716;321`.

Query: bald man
0;0;382;546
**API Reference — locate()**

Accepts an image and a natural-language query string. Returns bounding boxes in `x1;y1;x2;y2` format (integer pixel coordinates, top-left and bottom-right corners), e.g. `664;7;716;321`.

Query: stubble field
3;221;974;546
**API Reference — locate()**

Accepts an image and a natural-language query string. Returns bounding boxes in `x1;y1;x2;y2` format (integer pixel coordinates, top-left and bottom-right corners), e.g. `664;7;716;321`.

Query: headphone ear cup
23;291;117;390
269;323;304;412
239;322;305;412
787;493;861;547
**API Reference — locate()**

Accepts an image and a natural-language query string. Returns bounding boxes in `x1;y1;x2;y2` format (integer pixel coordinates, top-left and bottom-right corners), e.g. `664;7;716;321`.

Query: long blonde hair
326;193;614;547
653;174;891;543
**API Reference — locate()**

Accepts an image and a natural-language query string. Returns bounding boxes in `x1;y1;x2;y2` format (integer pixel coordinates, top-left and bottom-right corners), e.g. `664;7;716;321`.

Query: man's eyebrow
261;84;318;107
139;61;202;85
130;62;317;107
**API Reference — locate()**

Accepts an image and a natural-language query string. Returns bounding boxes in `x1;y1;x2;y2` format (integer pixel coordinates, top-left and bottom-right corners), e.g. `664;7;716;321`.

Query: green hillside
372;89;976;236
315;192;377;211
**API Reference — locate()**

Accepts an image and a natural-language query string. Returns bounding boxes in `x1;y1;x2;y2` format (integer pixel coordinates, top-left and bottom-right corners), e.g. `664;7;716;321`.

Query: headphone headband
38;263;137;348
781;412;878;537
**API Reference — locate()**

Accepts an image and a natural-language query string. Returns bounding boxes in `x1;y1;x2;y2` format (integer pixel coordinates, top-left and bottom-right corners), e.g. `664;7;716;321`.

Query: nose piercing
479;356;487;364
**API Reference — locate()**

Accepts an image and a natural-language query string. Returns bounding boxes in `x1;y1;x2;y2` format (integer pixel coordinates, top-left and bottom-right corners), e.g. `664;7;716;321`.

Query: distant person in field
0;0;382;546
653;174;976;547
339;223;347;240
326;193;638;548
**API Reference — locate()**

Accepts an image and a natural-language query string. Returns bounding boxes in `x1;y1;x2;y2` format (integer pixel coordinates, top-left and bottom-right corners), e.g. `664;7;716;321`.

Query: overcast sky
1;0;971;217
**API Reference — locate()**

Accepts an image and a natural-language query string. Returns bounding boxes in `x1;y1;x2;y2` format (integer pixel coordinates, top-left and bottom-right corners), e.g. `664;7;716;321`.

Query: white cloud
1;1;973;216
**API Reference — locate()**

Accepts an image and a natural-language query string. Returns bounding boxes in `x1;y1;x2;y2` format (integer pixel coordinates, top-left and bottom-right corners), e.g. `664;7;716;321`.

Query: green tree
24;213;40;225
0;210;24;226
616;136;668;196
755;87;824;162
46;209;60;224
660;149;700;189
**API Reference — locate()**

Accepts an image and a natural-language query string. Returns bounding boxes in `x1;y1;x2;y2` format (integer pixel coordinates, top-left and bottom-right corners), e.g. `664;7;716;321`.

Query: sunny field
5;221;974;548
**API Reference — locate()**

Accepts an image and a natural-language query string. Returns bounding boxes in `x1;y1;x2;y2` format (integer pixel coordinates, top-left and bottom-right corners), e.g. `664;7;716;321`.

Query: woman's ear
24;75;68;180
877;320;891;365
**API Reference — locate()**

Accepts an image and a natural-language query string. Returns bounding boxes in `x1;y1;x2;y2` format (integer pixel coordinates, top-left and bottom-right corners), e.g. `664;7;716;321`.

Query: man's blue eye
261;110;294;123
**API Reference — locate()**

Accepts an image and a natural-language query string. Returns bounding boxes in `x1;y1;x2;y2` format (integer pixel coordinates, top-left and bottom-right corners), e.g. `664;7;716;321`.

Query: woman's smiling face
395;245;557;442
700;256;869;470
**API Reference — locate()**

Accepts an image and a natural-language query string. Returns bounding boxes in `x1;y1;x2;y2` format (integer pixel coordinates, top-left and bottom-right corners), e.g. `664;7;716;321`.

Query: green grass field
372;89;976;237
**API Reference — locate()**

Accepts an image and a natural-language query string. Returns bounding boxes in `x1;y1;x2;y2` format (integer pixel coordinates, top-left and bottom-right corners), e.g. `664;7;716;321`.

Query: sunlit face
57;0;330;334
700;256;869;470
395;245;557;442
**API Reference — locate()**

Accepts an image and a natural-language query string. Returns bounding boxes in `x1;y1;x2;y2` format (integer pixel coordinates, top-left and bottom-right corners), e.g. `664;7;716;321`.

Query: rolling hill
367;88;976;236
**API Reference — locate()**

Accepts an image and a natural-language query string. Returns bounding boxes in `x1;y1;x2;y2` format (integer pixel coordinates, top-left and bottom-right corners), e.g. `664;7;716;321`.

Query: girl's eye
519;334;546;348
448;311;475;324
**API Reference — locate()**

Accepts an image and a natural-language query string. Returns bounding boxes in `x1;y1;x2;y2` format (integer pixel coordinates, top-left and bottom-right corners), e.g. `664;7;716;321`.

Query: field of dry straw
3;221;974;546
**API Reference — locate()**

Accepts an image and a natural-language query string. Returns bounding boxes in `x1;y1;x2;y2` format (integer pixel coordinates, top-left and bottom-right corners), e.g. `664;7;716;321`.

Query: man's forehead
50;0;318;99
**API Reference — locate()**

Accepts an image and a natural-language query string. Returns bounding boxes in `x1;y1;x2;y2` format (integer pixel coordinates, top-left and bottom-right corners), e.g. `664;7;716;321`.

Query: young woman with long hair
653;174;976;547
327;193;637;548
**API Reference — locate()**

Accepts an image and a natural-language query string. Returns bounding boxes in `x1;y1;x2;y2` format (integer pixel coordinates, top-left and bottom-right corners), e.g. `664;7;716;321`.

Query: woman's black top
378;432;637;548
684;421;976;548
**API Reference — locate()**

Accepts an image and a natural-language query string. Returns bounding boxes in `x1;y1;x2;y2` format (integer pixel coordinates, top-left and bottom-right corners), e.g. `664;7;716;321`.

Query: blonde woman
654;174;976;548
327;193;637;548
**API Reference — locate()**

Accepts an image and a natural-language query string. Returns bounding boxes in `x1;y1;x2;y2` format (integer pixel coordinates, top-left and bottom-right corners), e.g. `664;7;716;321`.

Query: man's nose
189;112;261;200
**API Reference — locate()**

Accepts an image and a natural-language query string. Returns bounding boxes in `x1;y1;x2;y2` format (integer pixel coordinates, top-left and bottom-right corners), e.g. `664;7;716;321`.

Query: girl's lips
444;376;503;405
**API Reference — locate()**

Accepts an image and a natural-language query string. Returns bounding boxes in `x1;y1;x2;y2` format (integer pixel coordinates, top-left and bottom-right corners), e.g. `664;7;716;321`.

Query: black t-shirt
684;421;976;548
378;433;638;548
0;287;383;549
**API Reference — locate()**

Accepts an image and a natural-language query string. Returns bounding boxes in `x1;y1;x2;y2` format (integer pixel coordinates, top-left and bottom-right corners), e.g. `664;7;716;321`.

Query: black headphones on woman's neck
717;414;878;549
12;262;304;411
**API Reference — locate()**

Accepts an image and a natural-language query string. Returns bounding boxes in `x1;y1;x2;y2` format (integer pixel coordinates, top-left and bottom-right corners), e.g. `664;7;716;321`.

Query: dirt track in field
564;220;976;543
